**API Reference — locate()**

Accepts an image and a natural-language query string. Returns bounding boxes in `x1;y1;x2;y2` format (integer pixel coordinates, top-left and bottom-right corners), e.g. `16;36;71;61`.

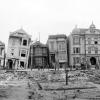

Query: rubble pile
68;71;88;83
28;70;65;83
0;71;28;87
85;70;100;84
0;70;99;100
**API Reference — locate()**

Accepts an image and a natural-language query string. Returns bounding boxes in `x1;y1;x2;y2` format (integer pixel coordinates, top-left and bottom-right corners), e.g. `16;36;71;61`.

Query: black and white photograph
0;0;100;100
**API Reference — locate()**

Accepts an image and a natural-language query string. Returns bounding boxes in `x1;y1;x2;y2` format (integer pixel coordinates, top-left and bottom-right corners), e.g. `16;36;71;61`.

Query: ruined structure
28;41;49;69
6;28;31;69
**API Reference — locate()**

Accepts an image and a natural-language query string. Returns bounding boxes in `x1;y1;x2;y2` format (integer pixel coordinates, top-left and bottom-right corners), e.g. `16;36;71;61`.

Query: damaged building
68;22;100;69
28;41;49;69
6;28;31;69
47;34;68;69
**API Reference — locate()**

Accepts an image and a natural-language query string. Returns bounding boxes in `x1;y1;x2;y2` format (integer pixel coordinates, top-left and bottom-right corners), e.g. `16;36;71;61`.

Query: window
21;53;26;57
23;40;27;46
73;36;80;45
59;54;66;60
12;39;16;45
35;48;42;55
88;47;91;54
42;48;46;54
73;48;76;53
11;49;14;56
21;50;26;57
87;38;91;44
11;53;14;56
58;44;62;51
35;58;42;66
95;47;98;54
76;48;80;53
58;42;65;51
20;61;24;68
94;41;98;44
73;47;80;53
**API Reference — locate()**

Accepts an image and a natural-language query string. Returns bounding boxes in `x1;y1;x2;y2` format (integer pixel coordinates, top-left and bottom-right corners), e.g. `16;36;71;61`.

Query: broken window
21;50;26;57
23;40;27;46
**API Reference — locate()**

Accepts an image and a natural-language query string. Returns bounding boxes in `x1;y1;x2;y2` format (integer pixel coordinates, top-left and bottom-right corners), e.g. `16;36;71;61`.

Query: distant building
6;28;31;69
68;22;100;69
0;41;5;68
47;34;67;69
28;41;49;69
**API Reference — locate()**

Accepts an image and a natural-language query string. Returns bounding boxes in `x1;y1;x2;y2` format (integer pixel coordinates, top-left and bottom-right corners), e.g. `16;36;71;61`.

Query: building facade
6;28;31;69
0;41;5;68
47;34;67;69
69;23;100;69
28;41;49;69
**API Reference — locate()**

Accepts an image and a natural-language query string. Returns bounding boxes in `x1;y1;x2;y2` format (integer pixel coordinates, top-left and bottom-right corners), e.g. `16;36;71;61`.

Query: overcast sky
0;0;100;47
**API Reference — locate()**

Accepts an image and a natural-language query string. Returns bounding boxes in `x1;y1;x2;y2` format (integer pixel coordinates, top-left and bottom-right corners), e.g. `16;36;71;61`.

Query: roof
31;41;47;47
72;23;100;35
48;34;67;39
0;41;5;46
10;28;31;38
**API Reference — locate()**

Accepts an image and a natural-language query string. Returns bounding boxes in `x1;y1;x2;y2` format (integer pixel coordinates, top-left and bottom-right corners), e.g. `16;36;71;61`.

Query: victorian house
47;34;68;69
68;22;100;69
6;28;31;69
28;41;49;69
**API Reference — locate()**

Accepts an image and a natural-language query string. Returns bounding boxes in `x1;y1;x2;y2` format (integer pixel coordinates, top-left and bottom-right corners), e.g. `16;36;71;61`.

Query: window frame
23;39;27;46
20;50;27;57
73;36;80;45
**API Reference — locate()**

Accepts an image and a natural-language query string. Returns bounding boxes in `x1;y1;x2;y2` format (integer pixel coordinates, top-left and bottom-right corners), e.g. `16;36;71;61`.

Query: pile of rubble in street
83;70;100;84
0;70;100;100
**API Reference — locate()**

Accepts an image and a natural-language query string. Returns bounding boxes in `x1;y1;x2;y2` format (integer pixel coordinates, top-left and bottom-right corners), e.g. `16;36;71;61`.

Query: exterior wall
29;41;49;69
6;29;31;69
47;35;67;69
7;37;20;59
69;23;100;69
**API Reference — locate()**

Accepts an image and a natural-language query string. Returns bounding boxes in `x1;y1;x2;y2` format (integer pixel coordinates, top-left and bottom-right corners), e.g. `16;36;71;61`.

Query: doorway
90;57;96;65
51;54;55;62
20;61;24;68
8;59;13;69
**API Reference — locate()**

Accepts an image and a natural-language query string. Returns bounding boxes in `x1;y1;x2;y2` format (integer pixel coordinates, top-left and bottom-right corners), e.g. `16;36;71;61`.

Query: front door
8;59;13;69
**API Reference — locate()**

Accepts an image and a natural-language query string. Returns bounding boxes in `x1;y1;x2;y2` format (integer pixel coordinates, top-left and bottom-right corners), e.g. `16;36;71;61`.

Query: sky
0;0;100;47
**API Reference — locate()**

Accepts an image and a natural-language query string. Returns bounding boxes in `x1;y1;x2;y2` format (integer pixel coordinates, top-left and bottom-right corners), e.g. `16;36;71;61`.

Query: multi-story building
47;34;67;69
6;28;31;69
0;41;5;68
69;22;100;69
28;41;49;69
